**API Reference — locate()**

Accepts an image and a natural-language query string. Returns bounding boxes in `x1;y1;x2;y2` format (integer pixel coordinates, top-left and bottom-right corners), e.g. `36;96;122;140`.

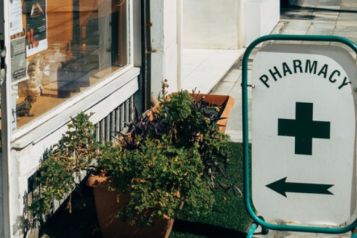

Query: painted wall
244;0;280;47
182;0;241;49
150;0;179;105
149;0;246;102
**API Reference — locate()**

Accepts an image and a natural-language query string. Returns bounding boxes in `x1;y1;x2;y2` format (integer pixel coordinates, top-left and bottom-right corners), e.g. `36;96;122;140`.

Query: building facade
0;0;279;237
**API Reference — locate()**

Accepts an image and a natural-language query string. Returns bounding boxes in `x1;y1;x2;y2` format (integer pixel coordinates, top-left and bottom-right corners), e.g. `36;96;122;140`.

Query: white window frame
5;0;136;149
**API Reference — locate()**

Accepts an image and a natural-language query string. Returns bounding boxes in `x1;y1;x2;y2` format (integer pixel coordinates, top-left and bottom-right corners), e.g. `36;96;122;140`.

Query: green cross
278;102;330;155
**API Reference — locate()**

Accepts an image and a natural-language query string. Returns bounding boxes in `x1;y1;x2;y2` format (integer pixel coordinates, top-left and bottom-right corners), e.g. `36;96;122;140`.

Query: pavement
211;0;357;237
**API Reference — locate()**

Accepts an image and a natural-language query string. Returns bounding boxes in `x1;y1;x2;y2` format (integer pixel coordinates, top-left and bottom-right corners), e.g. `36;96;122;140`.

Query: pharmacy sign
251;44;357;225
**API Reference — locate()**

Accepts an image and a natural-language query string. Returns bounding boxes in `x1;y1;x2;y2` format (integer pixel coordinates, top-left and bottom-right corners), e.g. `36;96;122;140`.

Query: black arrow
266;177;334;197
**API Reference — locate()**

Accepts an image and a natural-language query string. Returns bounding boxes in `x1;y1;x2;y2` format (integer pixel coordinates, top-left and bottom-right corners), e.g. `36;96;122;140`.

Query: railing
95;95;133;143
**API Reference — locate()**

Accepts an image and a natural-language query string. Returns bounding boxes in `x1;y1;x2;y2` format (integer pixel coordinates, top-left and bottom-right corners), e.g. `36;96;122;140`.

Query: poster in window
10;0;23;36
25;0;48;56
11;34;28;82
10;0;27;82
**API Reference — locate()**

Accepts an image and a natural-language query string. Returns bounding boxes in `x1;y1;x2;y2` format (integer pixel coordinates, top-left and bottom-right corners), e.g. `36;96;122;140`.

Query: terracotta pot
151;93;234;133
189;94;234;133
87;176;174;238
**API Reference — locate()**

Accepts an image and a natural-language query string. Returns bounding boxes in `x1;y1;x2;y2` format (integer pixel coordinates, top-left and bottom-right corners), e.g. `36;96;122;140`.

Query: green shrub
30;85;239;226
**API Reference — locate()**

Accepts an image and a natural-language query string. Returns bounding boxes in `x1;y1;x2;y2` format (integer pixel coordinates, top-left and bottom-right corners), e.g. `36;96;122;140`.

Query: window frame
6;0;136;147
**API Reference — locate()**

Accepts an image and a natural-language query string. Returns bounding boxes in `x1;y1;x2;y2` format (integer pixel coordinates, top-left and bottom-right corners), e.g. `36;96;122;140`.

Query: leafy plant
29;112;100;217
29;82;240;227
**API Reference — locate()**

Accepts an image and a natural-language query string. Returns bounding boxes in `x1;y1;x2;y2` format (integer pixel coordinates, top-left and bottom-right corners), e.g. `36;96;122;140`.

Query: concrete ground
211;0;357;237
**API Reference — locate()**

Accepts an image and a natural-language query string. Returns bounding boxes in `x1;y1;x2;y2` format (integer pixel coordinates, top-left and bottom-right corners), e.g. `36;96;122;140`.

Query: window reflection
14;0;129;128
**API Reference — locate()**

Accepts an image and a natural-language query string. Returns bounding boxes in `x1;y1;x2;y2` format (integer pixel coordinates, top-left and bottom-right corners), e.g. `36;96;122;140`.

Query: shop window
10;0;130;129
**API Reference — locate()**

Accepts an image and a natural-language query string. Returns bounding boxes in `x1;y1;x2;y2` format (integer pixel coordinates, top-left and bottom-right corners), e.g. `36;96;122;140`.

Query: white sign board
252;44;357;225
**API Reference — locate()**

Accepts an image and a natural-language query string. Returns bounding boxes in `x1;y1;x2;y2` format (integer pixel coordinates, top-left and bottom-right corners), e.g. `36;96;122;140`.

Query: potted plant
29;82;239;238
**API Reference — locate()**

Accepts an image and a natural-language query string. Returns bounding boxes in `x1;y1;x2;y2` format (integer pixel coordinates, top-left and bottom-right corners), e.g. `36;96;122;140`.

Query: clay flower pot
153;93;234;133
87;176;174;238
189;94;235;133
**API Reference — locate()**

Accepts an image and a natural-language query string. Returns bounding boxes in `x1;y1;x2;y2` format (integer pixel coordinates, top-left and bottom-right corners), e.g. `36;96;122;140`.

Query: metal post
1;0;12;236
246;223;258;238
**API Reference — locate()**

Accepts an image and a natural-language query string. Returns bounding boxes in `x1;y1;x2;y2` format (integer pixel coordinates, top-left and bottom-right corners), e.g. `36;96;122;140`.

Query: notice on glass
25;0;48;56
10;0;23;36
11;35;28;82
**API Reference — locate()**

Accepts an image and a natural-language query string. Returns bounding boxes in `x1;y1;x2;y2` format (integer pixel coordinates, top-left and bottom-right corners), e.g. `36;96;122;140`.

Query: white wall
148;0;279;102
150;0;179;105
182;0;280;49
182;0;242;50
244;0;280;47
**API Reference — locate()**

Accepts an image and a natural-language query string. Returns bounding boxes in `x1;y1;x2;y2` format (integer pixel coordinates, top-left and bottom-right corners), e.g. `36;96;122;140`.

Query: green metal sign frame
242;34;357;237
